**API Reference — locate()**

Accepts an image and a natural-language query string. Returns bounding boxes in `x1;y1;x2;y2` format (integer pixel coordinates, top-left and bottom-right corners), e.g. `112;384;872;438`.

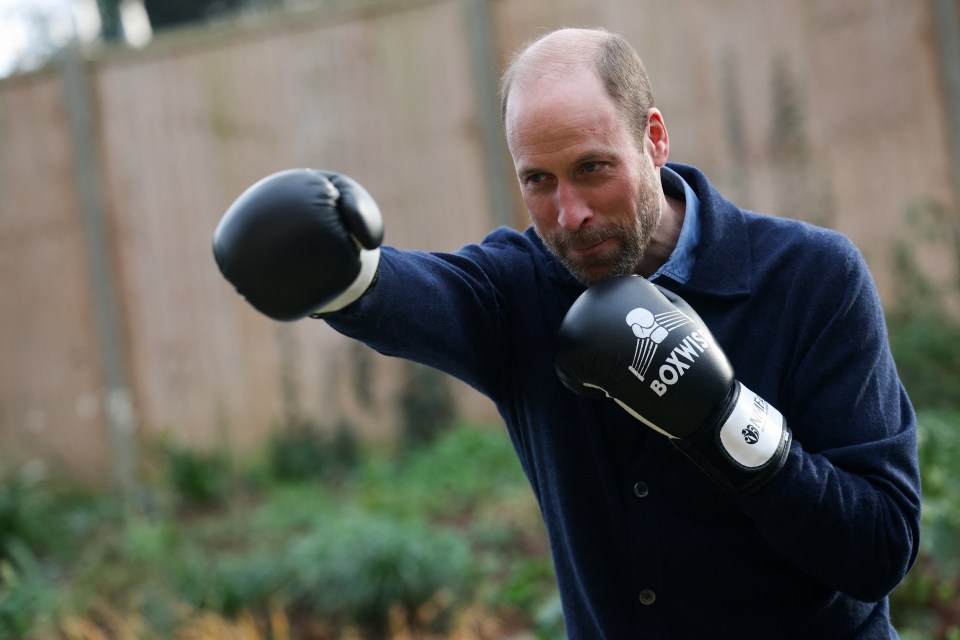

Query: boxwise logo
624;306;712;397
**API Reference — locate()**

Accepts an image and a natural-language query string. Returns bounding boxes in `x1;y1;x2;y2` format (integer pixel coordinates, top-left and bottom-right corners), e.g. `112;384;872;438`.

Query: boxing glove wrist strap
717;381;787;468
673;381;792;496
310;247;380;317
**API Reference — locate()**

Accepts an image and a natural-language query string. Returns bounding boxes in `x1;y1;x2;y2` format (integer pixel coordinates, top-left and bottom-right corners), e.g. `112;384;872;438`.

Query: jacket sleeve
739;236;922;602
322;237;515;399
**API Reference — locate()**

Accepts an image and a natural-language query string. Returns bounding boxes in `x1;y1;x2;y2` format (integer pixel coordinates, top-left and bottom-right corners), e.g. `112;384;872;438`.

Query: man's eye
581;162;601;173
525;173;545;185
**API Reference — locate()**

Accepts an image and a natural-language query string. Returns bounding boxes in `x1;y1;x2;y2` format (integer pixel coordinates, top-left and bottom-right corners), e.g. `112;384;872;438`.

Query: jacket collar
531;162;754;300
663;163;753;299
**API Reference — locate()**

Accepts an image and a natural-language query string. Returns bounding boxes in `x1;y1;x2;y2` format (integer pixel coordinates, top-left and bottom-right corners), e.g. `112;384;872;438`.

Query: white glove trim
718;381;785;468
581;382;676;438
312;246;380;315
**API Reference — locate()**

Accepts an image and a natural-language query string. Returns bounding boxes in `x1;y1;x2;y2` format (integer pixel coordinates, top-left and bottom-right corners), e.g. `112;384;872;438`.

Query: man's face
505;70;663;286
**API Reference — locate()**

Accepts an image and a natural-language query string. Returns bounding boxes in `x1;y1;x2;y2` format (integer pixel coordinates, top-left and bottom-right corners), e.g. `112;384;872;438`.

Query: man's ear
646;108;670;167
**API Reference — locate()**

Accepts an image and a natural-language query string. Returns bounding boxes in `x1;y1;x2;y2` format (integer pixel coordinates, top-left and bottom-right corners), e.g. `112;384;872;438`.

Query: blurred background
0;0;958;638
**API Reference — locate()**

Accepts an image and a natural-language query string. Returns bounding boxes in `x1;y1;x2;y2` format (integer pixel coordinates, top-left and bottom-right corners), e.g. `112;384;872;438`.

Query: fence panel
0;0;956;483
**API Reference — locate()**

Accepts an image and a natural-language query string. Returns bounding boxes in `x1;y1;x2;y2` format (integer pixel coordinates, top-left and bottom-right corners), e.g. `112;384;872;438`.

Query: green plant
179;548;285;619
0;463;54;563
267;419;358;483
0;538;61;638
916;412;960;568
887;313;960;410
533;591;566;640
357;423;528;520
162;442;230;509
891;411;960;638
285;510;472;634
397;361;456;450
886;198;960;410
498;557;556;615
886;194;960;397
0;422;554;638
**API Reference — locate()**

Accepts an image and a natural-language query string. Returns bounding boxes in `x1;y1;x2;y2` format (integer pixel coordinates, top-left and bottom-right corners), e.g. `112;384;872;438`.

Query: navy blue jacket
327;163;921;639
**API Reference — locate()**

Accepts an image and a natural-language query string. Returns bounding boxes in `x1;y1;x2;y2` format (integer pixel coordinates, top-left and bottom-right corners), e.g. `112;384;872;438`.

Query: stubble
537;167;662;286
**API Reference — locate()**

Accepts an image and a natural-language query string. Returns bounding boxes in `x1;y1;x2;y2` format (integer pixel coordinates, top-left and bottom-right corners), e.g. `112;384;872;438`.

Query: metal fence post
61;45;139;494
463;0;517;229
933;0;960;213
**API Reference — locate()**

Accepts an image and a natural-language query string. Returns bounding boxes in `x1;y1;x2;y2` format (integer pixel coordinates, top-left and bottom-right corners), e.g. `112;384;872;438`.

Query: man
213;27;921;639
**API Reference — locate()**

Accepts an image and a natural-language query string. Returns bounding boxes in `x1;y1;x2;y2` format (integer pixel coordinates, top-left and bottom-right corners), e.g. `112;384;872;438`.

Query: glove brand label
625;307;692;384
624;306;715;398
719;382;785;468
647;331;712;397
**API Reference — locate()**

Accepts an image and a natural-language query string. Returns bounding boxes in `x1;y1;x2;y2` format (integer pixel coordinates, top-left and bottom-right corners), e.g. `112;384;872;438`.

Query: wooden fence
1;0;957;485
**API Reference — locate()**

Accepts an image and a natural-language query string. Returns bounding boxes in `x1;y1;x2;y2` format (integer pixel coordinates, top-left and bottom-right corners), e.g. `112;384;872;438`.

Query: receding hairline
499;27;617;122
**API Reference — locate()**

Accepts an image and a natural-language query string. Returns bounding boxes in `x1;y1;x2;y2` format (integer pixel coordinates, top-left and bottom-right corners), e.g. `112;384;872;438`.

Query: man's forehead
508;51;595;96
505;68;609;133
506;86;631;173
507;65;605;113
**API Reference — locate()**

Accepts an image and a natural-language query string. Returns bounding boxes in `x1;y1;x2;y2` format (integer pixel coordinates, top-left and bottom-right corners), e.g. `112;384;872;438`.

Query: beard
536;169;662;287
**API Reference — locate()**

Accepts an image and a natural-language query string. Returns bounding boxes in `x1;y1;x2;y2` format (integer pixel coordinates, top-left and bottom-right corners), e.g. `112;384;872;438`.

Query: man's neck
636;193;686;277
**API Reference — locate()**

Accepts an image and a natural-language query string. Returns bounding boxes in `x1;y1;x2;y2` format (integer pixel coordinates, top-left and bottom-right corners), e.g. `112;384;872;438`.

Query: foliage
886;197;960;638
141;0;252;32
0;463;52;563
0;423;557;639
266;419;358;483
0;465;113;638
13;402;960;638
891;411;960;638
914;412;960;572
0;539;61;639
887;308;960;410
160;441;231;509
356;423;529;521
397;362;456;450
285;511;472;633
887;232;960;410
886;197;960;409
172;507;474;634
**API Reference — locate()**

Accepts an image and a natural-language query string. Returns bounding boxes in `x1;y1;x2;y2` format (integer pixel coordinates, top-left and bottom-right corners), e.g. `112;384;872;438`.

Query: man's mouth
567;237;614;258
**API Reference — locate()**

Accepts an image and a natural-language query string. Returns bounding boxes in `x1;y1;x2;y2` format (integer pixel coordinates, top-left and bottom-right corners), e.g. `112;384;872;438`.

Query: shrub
0;423;546;638
886;198;960;410
161;442;230;509
891;411;960;638
267;419;358;483
0;539;61;638
179;549;285;619
356;423;527;521
887;313;960;410
397;361;456;450
285;511;472;634
0;463;51;563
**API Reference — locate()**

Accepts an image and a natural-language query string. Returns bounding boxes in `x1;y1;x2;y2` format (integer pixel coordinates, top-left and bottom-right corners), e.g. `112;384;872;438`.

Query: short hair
499;29;656;145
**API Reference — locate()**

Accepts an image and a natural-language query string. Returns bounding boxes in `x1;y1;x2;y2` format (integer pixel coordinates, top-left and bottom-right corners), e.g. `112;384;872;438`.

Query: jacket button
633;481;649;498
639;589;656;605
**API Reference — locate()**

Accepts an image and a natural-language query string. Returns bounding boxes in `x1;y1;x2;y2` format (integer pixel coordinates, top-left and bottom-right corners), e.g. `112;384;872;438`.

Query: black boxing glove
555;275;792;495
213;169;383;321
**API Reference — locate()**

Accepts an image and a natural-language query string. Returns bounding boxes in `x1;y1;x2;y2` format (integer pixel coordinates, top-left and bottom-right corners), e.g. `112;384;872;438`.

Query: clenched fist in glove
556;275;792;495
213;169;383;321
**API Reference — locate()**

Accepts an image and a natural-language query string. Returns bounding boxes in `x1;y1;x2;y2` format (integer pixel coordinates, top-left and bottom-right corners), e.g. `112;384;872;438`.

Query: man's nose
556;182;592;231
